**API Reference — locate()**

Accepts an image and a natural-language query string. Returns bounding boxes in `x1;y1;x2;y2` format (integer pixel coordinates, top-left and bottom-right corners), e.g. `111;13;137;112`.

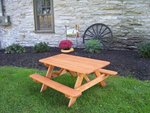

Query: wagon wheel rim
83;23;113;49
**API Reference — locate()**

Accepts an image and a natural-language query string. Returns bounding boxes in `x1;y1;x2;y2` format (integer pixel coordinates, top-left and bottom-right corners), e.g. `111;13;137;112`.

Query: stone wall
0;0;150;49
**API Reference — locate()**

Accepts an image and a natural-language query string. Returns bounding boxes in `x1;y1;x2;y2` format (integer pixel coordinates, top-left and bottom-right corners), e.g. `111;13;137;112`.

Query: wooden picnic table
30;54;118;107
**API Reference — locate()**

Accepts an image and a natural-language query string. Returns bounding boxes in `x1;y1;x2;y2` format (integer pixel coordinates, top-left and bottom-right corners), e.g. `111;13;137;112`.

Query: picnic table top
39;54;110;74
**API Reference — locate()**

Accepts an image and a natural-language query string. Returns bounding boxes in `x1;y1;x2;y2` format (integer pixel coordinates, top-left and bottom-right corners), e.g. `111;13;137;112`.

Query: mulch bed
0;47;150;80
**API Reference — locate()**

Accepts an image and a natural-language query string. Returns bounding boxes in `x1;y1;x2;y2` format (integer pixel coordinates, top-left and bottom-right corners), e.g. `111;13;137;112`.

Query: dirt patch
0;47;149;80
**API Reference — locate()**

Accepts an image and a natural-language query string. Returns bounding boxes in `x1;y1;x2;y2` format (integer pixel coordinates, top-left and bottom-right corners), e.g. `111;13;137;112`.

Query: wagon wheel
83;23;113;49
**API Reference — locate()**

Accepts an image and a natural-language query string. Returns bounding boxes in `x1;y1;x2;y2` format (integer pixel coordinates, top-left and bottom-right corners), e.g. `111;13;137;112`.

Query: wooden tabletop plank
54;54;109;67
39;54;110;74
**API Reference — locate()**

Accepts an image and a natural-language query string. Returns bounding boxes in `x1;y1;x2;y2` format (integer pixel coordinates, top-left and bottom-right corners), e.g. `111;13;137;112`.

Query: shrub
84;39;103;53
59;40;73;50
5;44;26;54
34;42;50;53
138;42;150;58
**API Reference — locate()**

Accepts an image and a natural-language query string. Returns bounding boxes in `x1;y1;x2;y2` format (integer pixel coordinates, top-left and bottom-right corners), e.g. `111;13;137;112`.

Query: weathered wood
30;74;82;98
76;74;108;92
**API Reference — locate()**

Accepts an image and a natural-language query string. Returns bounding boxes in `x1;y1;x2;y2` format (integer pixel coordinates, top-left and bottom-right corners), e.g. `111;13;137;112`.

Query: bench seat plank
30;74;82;98
99;69;118;76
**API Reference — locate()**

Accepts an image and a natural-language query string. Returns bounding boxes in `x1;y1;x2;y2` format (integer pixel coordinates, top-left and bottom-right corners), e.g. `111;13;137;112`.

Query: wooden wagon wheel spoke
91;26;97;37
87;29;95;37
85;33;94;38
101;31;111;38
100;27;107;37
96;24;99;36
98;25;103;36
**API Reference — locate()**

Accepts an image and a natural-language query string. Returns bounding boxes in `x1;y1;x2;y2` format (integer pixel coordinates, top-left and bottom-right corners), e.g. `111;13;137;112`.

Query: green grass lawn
0;66;150;113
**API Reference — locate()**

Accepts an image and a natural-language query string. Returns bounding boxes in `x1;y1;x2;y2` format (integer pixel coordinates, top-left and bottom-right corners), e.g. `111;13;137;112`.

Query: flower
59;40;73;50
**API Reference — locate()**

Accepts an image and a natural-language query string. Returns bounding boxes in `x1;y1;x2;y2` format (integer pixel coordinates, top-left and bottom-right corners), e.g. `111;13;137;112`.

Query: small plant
5;44;26;54
59;40;73;50
34;42;50;53
84;39;103;53
138;42;150;58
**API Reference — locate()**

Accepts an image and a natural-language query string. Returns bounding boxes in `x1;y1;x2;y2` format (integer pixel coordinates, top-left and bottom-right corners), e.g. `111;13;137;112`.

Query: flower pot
61;48;74;53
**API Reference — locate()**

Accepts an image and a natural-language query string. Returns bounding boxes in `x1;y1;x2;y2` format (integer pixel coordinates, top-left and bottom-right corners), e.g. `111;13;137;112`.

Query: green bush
84;39;103;53
34;42;50;53
138;42;150;58
5;44;26;54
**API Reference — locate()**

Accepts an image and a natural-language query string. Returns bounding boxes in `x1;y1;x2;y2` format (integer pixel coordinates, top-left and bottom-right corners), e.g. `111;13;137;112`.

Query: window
33;0;54;33
0;0;4;16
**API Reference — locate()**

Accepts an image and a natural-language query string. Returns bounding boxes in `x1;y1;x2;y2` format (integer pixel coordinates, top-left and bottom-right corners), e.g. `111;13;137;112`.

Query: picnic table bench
30;54;118;107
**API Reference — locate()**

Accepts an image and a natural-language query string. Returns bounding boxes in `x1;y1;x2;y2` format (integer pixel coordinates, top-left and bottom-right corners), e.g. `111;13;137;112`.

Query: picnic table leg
74;73;84;88
68;73;84;107
40;65;54;92
94;70;107;87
